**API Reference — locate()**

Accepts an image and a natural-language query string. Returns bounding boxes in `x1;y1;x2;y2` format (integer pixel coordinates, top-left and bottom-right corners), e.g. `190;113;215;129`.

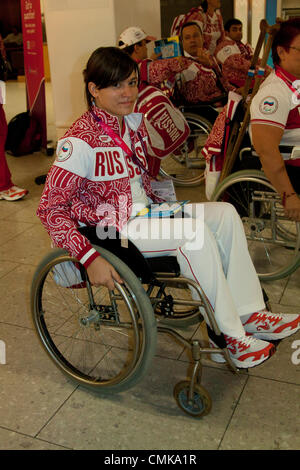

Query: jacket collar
91;105;143;134
275;65;298;85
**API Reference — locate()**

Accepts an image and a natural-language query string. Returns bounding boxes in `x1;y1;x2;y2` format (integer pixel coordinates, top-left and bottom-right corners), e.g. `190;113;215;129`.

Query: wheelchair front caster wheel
173;380;212;418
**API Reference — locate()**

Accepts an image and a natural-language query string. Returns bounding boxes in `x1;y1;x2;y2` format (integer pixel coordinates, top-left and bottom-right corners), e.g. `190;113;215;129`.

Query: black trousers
78;225;154;283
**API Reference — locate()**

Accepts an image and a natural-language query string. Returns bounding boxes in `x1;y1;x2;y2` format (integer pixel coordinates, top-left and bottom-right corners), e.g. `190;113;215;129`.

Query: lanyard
275;68;300;100
90;110;150;176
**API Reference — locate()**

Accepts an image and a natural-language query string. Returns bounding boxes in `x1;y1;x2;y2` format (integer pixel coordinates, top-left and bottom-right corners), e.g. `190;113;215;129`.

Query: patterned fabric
170;6;203;37
187;8;225;55
143;56;230;103
215;37;272;88
215;37;253;87
37;107;161;268
170;7;225;55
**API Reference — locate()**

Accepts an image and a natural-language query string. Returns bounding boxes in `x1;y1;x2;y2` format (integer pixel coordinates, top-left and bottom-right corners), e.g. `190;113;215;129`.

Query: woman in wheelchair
37;47;300;369
250;18;300;222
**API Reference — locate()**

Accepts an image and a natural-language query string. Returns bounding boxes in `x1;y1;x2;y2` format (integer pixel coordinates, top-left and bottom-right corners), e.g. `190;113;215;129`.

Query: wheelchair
30;244;239;419
210;145;300;282
159;96;225;187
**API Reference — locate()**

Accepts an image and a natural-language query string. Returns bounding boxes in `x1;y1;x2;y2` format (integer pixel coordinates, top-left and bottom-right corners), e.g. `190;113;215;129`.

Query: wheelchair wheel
212;170;300;281
159;113;212;187
31;246;157;393
174;381;212;418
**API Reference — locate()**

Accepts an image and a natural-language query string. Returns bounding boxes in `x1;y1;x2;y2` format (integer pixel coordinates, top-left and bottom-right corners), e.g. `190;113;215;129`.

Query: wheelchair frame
31;245;238;419
211;168;300;281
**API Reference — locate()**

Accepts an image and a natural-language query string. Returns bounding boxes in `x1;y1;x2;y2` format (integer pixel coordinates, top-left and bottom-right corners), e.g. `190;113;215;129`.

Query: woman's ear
88;82;97;98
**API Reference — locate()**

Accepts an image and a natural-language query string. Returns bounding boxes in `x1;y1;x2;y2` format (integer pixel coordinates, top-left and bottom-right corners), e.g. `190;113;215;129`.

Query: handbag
136;85;190;160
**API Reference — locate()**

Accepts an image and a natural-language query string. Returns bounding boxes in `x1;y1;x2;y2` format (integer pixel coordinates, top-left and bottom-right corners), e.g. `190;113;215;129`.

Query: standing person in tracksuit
0;39;28;201
37;47;300;369
171;0;225;56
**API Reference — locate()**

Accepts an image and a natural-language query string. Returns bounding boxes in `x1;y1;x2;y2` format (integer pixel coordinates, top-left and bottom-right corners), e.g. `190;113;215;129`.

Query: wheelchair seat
177;94;227;124
147;256;181;276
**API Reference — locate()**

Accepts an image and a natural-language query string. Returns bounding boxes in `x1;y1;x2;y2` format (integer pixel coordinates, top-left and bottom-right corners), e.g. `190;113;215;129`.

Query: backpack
5;111;42;156
136;85;190;159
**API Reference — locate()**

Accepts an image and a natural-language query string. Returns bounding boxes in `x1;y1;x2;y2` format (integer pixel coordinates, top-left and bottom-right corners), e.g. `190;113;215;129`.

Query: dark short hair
83;47;139;108
180;21;202;42
224;18;242;32
272;18;300;65
118;40;144;57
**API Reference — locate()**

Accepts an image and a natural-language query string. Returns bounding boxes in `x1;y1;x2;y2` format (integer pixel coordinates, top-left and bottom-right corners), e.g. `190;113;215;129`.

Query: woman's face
89;71;139;118
278;33;300;78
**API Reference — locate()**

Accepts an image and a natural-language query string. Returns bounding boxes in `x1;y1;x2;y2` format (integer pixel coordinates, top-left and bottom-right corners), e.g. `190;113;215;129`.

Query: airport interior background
0;0;299;451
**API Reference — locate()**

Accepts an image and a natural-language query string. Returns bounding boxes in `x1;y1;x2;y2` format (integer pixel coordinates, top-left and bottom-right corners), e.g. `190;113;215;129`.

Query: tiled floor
0;81;299;450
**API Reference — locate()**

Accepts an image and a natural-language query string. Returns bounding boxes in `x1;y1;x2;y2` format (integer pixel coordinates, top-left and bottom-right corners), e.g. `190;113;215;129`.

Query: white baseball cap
118;26;156;48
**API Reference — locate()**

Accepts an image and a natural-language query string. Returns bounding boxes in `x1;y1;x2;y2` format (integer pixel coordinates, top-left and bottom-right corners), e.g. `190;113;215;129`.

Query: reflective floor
0;81;299;450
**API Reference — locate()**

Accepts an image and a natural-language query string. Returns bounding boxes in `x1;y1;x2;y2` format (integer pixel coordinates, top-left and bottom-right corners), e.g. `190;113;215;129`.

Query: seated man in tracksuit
215;18;272;88
118;23;232;104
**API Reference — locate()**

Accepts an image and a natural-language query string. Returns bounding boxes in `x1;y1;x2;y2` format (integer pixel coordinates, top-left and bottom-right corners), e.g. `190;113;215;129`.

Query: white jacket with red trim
215;37;253;87
37;106;159;268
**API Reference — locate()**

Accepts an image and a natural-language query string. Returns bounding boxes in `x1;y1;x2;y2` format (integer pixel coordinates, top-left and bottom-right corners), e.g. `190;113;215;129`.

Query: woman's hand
284;194;300;222
86;256;123;290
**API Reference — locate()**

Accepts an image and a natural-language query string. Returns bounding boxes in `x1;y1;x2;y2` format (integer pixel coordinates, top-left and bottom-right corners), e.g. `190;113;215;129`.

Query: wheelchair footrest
206;325;227;349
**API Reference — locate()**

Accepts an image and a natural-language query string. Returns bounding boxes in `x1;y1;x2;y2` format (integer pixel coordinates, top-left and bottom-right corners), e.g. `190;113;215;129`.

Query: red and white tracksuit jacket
37;107;160;268
215;37;272;88
139;57;231;104
215;37;254;88
187;8;225;55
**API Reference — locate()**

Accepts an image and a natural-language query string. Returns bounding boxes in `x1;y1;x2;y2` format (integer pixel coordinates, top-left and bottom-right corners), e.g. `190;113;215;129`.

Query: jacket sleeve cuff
78;246;100;268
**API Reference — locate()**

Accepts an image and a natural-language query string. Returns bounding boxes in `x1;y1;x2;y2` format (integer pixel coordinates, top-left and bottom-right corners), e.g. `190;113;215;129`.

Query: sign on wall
20;0;46;148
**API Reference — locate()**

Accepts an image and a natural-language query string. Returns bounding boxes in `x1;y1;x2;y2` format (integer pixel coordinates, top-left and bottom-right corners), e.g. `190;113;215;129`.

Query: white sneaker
210;334;275;369
242;310;300;340
0;185;28;201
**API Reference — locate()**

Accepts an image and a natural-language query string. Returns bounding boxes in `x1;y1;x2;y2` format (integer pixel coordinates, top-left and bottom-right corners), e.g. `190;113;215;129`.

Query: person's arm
251;123;300;221
37;140;123;288
142;57;190;86
181;61;226;102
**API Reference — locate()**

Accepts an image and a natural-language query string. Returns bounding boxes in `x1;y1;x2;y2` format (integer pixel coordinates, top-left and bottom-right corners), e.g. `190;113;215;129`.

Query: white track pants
124;202;265;338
